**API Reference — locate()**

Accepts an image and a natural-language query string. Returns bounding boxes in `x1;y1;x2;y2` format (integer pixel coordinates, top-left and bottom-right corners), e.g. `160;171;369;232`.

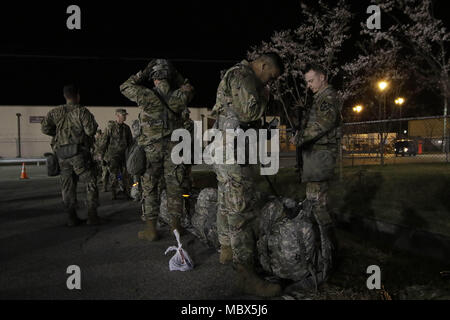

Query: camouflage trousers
306;181;333;226
214;163;259;266
101;164;110;188
106;153;131;196
59;152;99;211
141;139;190;221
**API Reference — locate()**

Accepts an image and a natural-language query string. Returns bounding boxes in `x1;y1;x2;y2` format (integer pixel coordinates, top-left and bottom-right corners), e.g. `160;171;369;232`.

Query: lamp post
377;81;389;165
16;113;22;158
395;97;405;135
352;105;363;165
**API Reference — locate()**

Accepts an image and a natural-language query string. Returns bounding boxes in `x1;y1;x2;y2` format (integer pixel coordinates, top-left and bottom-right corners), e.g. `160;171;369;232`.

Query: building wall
409;118;450;138
0;105;212;158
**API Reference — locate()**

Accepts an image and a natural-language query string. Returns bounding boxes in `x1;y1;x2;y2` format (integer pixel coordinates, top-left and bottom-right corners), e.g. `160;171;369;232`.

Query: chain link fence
340;116;450;167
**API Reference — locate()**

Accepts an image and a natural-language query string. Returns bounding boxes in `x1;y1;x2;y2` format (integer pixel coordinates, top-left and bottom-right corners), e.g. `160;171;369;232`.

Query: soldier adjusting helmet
150;59;174;81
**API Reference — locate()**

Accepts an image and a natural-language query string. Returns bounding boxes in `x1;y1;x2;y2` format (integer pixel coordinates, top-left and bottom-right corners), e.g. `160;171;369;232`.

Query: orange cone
20;162;29;179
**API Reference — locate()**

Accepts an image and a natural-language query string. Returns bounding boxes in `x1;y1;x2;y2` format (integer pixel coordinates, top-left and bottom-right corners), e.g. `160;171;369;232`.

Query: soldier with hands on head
120;59;194;241
41;84;102;226
211;53;284;297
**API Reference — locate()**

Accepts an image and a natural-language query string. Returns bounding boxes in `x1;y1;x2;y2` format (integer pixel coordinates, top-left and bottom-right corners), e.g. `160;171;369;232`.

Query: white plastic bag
165;229;194;271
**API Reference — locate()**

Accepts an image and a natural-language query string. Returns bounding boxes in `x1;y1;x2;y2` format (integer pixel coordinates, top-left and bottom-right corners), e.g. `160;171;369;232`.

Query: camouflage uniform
211;60;268;267
93;131;108;189
41;103;99;218
98;115;133;198
295;85;342;276
120;64;193;223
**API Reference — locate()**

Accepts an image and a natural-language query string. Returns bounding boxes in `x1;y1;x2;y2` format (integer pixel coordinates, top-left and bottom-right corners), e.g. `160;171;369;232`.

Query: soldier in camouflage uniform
291;64;343;280
129;119;144;201
98;109;133;200
211;53;284;297
92;130;106;188
120;59;194;241
41;84;102;226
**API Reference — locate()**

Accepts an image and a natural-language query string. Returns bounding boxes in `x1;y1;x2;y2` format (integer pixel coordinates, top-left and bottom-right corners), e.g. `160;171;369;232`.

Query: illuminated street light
395;97;405;105
378;81;389;91
377;80;389;166
353;105;363;113
395;97;406;132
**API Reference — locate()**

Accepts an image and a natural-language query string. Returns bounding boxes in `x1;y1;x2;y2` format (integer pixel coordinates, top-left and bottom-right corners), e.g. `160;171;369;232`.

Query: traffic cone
20;162;29;179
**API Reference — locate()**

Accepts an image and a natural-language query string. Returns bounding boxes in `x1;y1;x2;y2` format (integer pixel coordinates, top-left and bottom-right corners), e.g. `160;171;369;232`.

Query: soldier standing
120;59;194;241
93;129;105;187
98;109;133;200
211;53;283;297
291;64;343;280
128;119;146;202
41;84;102;226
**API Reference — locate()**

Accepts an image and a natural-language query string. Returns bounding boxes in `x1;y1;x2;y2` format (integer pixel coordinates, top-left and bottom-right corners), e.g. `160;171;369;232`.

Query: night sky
0;1;304;107
1;1;447;115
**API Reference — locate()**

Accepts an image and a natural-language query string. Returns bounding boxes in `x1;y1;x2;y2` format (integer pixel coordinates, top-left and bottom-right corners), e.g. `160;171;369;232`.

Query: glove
140;59;158;81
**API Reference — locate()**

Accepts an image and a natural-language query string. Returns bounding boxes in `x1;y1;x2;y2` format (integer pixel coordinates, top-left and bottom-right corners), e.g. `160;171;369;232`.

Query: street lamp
353;105;363;114
377;81;389;165
377;81;389;119
378;81;388;92
395;97;405;134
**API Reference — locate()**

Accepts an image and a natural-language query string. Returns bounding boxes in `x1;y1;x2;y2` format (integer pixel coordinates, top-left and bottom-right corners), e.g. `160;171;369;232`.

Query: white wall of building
0;105;212;158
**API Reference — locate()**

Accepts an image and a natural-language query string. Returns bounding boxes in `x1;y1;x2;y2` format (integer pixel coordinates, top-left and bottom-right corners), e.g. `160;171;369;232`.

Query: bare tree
247;0;352;128
368;0;450;151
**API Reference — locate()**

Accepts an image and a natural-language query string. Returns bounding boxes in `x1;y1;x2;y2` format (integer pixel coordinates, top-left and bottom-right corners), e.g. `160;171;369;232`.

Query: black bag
55;144;79;160
44;152;61;176
126;142;146;176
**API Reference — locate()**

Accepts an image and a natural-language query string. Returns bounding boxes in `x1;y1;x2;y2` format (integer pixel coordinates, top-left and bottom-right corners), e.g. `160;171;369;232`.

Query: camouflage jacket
98;121;132;159
41;103;98;151
296;86;343;150
211;60;268;130
92;134;103;157
120;70;194;146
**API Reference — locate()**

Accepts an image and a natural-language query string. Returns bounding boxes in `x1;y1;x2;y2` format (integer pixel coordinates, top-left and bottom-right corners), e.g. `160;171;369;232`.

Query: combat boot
138;219;159;241
87;208;103;226
66;207;84;227
235;264;282;297
169;216;186;236
219;245;233;265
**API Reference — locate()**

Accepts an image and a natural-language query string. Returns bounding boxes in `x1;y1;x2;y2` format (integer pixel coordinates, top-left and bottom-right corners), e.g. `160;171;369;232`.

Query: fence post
446;136;449;163
16;113;22;158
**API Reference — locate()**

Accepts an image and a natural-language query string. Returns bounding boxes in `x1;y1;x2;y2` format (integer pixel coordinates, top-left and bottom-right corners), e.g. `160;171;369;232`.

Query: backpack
257;197;333;289
125;141;146;176
191;188;220;249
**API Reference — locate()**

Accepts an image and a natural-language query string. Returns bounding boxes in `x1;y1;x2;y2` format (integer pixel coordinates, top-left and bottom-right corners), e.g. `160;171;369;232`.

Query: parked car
394;139;417;157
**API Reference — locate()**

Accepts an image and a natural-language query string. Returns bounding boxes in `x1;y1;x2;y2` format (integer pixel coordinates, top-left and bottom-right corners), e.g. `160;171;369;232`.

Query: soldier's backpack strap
151;88;179;116
152;88;182;130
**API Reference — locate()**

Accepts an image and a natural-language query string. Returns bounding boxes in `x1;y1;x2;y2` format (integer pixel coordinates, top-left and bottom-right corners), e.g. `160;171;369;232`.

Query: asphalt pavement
0;165;240;300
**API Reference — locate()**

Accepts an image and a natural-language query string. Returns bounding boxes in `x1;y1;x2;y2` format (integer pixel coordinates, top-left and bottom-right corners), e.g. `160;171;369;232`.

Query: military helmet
150;59;174;80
